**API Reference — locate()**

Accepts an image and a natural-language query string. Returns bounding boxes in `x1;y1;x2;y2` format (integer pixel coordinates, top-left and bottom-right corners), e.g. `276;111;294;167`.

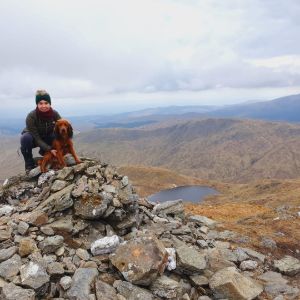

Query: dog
39;119;81;172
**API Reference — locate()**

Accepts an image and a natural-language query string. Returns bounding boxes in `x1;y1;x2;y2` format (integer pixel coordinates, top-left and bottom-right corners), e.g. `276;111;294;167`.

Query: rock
91;235;120;255
19;238;38;257
153;199;184;216
110;235;168;286
46;218;73;234
189;275;209;286
17;221;29;235
39;235;64;254
60;276;72;290
66;268;98;300
75;248;90;261
174;239;207;275
19;210;49;226
150;275;182;299
188;215;217;228
0;229;12;241
72;175;88;197
50;180;68;192
0;205;14;216
56;167;73;180
209;267;263;300
239;247;265;263
165;248;176;271
95;280;118;300
234;248;250;262
36;184;74;213
0;246;17;262
240;260;258;271
74;192;111;219
260;237;277;250
20;261;50;289
47;262;65;276
113;280;155;300
2;282;35;300
274;255;300;276
0;254;22;280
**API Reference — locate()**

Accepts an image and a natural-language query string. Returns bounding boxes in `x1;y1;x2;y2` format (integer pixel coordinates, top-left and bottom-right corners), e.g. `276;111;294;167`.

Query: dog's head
54;119;73;139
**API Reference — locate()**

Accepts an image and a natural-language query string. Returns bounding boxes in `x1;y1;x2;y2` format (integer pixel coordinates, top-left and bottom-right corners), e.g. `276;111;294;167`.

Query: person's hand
50;149;57;157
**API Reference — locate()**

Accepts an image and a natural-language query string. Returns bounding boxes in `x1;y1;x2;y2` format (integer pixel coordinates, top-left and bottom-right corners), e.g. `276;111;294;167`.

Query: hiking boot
21;148;36;172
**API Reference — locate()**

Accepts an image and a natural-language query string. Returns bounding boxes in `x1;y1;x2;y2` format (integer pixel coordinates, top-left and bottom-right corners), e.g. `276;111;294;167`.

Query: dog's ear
54;122;60;137
67;123;73;138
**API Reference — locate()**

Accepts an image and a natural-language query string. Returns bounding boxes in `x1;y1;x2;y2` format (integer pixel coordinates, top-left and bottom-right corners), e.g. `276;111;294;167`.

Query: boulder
2;282;35;300
110;235;168;286
209;267;263;300
274;255;300;276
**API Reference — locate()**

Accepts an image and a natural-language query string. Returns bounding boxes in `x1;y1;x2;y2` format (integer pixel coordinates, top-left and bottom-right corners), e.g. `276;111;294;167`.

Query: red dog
39;119;81;172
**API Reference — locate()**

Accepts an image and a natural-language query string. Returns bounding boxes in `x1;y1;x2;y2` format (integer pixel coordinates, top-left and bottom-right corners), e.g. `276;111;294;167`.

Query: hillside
119;165;300;260
75;118;300;182
208;94;300;122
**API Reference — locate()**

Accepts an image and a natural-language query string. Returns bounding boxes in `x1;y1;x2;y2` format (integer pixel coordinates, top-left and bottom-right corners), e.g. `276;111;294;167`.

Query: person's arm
26;113;51;151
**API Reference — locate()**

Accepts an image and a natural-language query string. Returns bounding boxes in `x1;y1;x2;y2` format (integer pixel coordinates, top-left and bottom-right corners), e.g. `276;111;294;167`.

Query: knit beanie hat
35;90;51;105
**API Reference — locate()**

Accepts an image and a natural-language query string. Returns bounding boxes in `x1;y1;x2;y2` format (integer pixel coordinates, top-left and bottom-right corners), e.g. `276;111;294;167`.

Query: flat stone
209;267;263;300
35;184;74;213
189;275;209;286
19;210;49;226
50;180;68;192
274;255;300;276
153;199;184;216
67;268;98;300
39;235;64;254
0;229;12;241
47;262;65;276
0;246;17;262
258;271;288;284
56;167;73;180
110;235;168;286
46;218;73;234
239;247;265;263
188;215;217;228
0;254;22;280
91;235;120;255
150;275;182;299
113;280;155;300
95;280;118;300
174;238;207;275
2;282;35;300
20;261;50;289
74;192;112;219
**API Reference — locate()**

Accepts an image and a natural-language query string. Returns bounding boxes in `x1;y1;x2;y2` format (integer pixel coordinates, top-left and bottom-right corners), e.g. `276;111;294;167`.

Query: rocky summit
0;157;299;299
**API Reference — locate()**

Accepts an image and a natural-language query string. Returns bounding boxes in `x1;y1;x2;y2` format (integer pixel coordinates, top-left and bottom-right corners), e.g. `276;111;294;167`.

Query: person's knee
20;132;34;149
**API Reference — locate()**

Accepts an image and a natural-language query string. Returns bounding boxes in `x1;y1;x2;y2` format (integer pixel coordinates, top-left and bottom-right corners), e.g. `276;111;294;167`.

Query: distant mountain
75;118;300;182
207;94;300;122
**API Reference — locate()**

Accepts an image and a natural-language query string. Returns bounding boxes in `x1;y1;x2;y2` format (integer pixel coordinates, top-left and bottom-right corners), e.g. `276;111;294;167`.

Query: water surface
148;185;218;203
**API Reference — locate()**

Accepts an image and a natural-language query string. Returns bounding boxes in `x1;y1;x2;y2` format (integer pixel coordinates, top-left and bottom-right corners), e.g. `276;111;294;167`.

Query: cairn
0;156;299;299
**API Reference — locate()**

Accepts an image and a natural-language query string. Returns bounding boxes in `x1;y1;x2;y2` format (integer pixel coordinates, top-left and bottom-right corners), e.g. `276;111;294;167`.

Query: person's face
37;100;51;112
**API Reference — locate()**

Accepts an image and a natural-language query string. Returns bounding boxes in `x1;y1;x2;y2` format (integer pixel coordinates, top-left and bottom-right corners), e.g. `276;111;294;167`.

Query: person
20;90;61;172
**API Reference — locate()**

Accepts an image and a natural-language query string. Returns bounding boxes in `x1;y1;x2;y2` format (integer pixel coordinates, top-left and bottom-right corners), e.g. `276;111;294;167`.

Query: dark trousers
20;132;55;169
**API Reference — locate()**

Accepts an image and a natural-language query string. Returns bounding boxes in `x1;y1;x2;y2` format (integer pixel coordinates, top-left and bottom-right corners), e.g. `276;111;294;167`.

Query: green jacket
22;109;61;151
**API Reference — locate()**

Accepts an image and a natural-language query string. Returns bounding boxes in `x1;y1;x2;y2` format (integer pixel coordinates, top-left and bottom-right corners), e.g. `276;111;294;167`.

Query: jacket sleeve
26;113;51;151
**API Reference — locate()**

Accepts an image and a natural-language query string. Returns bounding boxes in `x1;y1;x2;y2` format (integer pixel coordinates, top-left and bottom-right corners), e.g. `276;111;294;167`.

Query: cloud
0;0;300;114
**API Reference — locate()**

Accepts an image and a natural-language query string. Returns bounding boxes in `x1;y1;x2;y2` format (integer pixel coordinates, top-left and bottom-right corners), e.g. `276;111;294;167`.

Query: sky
0;0;300;117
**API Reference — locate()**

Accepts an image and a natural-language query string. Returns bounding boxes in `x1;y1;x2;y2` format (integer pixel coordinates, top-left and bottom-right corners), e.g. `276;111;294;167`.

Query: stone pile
0;157;299;299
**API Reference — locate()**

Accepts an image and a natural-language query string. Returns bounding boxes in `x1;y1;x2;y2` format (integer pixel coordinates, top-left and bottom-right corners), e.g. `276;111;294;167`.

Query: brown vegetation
119;165;300;259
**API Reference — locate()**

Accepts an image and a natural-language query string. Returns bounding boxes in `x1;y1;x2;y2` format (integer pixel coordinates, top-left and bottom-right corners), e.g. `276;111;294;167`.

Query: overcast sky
1;0;300;117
